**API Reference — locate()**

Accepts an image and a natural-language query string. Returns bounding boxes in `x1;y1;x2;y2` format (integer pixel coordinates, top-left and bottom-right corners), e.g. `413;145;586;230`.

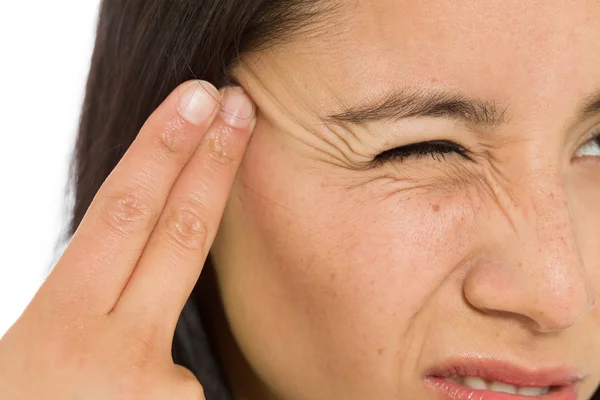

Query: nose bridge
518;170;581;276
523;171;575;264
514;169;595;329
465;167;595;333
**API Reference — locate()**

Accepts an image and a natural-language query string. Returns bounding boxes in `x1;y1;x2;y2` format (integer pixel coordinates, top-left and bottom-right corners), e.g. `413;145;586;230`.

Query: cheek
568;168;600;321
222;123;480;383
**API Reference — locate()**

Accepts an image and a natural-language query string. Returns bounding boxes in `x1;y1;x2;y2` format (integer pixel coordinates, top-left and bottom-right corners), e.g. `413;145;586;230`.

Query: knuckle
50;319;92;365
120;323;165;374
205;126;237;166
100;191;154;234
155;118;188;154
163;204;210;251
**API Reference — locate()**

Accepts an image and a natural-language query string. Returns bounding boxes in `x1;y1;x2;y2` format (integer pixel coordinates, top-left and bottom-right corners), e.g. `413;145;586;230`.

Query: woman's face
209;1;600;399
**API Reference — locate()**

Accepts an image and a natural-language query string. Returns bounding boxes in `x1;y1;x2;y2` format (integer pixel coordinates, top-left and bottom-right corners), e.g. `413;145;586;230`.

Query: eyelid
586;126;600;142
572;124;600;156
372;139;472;167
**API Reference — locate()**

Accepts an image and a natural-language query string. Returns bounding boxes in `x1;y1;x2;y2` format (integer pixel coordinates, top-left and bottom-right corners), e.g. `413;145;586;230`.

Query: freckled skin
208;1;600;399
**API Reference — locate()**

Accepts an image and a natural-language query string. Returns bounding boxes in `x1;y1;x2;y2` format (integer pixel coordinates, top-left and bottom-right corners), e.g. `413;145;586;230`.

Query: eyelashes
371;131;600;167
372;140;472;166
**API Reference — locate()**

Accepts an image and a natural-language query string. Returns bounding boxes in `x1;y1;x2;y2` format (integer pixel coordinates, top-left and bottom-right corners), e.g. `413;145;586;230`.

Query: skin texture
208;0;600;399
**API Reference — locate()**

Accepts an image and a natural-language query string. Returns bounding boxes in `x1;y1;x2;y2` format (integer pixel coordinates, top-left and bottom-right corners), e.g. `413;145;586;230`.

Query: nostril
537;288;595;332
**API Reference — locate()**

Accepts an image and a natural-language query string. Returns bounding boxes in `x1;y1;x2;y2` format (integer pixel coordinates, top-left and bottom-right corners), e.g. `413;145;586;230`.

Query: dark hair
67;1;334;399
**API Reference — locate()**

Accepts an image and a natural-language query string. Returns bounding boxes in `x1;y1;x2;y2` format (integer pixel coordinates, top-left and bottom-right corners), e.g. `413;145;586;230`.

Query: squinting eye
372;140;471;166
575;134;600;158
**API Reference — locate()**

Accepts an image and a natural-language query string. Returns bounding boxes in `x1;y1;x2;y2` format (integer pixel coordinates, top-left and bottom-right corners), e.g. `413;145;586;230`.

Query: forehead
242;0;600;122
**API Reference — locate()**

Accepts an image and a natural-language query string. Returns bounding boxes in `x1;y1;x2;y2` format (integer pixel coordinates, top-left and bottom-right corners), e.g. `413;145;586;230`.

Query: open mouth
424;375;577;400
423;360;582;400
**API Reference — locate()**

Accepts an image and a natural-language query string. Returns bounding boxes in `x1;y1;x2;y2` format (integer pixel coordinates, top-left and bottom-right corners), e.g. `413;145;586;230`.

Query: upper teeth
452;375;551;396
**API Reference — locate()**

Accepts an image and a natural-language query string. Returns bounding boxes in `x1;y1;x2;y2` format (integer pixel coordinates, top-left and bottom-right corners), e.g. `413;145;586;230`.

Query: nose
463;171;596;333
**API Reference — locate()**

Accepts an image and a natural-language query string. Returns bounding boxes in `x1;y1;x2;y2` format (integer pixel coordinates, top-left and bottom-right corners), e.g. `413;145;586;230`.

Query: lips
424;377;577;400
423;358;583;400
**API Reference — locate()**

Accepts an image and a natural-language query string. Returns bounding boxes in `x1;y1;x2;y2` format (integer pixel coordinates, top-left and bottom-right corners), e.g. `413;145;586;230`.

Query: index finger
112;87;257;332
41;80;221;315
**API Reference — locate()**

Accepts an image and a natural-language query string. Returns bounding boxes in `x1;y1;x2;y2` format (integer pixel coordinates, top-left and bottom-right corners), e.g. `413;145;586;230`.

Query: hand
0;80;256;399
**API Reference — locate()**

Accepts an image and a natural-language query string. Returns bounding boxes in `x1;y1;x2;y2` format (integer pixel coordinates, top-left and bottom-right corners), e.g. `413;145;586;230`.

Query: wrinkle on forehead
236;0;600;116
231;0;600;173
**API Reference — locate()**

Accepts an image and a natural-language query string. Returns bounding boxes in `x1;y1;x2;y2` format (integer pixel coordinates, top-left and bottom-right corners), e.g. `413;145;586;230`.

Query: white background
0;2;101;336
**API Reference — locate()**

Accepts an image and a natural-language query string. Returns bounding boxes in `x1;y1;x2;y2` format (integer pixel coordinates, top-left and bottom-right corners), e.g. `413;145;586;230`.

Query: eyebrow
325;88;509;127
325;87;600;128
580;89;600;120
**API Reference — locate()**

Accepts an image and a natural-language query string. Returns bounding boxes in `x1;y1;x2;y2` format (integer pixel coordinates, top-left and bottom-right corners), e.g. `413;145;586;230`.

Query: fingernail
178;80;219;125
219;87;256;129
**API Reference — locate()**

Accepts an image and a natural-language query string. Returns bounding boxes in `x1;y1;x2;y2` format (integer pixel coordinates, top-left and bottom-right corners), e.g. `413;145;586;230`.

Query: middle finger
113;86;256;330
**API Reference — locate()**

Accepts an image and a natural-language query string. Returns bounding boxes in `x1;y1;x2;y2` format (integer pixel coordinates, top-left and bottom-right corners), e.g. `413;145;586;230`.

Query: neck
199;268;279;400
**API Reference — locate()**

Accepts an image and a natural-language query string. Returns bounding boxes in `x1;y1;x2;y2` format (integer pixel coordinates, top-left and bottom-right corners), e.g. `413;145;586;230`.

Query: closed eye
372;140;472;166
